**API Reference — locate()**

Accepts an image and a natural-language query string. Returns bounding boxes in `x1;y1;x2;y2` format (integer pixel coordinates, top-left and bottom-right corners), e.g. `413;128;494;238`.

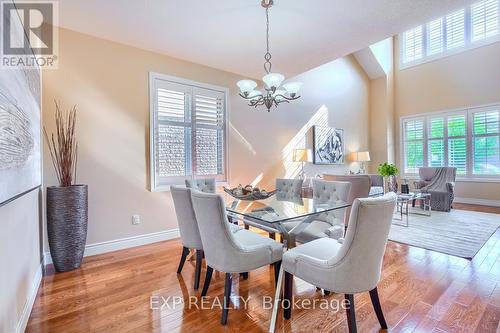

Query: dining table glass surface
223;192;350;223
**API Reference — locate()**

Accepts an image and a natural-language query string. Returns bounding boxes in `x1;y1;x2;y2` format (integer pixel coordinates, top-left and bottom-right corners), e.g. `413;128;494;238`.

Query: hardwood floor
27;206;500;333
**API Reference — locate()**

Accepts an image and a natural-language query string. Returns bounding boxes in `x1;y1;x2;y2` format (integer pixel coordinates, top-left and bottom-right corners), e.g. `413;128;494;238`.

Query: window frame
400;102;500;181
149;72;230;192
399;0;500;70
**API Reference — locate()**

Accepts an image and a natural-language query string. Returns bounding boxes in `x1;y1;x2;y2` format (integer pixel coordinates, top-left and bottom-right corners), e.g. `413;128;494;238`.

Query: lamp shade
262;73;285;89
237;80;258;94
248;90;263;101
293;148;312;162
283;82;302;97
349;151;371;162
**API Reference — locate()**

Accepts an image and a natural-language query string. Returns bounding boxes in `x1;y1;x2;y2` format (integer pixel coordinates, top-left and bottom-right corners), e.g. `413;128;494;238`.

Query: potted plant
378;162;399;193
44;102;87;272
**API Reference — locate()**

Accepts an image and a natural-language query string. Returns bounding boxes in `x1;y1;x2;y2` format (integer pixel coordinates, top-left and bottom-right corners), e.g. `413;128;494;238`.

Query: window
149;73;228;190
401;104;500;178
402;26;423;63
400;0;500;68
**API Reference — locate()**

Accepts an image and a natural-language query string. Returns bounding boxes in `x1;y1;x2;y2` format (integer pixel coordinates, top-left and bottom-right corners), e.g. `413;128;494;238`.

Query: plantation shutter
428;117;445;167
447;114;467;174
402;26;423;63
403;119;425;174
427;18;444;55
472;107;500;175
192;87;226;180
154;80;192;185
150;74;227;190
471;0;499;41
446;9;466;49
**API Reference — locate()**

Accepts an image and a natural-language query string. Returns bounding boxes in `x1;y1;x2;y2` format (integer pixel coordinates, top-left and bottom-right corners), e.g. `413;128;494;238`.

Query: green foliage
378;162;399;177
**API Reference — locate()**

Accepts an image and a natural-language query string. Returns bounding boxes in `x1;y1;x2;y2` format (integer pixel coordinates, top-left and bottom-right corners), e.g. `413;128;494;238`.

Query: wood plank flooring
27;206;500;332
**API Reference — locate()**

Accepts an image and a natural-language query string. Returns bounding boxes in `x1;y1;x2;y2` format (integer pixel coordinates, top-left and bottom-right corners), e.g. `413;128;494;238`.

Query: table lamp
348;151;371;174
292;148;312;179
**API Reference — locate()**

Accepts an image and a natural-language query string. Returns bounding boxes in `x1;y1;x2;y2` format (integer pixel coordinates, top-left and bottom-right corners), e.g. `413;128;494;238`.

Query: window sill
401;175;500;183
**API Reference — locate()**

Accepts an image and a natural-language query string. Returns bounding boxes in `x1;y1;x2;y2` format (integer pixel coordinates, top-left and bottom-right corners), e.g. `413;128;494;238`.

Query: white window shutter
471;0;499;41
403;26;423;63
472;108;500;175
446;9;466;49
154;81;192;184
192;88;226;180
427;18;444;55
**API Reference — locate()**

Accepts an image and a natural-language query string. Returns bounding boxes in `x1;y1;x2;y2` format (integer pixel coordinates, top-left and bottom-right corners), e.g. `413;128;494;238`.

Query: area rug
388;209;500;259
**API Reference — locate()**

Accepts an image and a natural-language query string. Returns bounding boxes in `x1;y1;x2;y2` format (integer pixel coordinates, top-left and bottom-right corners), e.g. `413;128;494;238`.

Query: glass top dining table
222;192;350;248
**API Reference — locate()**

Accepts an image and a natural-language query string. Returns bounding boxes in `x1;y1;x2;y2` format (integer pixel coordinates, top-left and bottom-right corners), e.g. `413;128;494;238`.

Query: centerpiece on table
223;184;276;200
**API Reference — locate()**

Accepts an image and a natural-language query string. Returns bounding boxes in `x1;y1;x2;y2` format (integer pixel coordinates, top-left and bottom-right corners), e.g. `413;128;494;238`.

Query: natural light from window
400;0;499;68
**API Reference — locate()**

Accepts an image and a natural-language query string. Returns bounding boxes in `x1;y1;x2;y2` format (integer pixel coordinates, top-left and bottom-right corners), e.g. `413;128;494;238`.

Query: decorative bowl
223;186;276;201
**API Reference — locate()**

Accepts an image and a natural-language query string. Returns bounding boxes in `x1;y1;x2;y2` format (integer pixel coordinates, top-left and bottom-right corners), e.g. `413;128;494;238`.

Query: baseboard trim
454;197;500;207
15;263;42;333
43;228;180;265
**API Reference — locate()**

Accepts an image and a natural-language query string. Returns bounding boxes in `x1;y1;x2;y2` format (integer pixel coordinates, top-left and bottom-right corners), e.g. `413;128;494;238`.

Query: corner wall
0;190;42;333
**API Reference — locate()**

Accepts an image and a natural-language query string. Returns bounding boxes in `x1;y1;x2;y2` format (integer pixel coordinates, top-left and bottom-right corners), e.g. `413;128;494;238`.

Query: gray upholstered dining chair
170;186;204;290
242;178;304;240
190;191;283;325
185;178;216;193
281;193;397;333
322;174;371;226
284;179;351;242
171;186;241;290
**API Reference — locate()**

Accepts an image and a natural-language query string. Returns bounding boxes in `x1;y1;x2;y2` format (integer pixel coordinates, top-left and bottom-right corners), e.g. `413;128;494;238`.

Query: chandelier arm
274;94;301;101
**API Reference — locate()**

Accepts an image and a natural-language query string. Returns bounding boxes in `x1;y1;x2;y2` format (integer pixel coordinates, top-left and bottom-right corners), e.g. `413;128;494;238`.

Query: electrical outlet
132;214;141;225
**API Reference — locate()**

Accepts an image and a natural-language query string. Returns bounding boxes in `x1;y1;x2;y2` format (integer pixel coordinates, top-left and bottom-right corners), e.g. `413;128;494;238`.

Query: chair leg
273;260;281;287
177;247;190;274
345;294;357;333
194;250;203;290
201;266;213;297
240;272;249;279
369;287;388;329
284;271;293;320
324;290;330;295
269;232;276;240
221;273;232;325
244;224;250;230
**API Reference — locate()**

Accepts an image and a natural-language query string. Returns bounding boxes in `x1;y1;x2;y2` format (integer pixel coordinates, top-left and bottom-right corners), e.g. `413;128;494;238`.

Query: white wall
0;190;42;333
41;27;370;251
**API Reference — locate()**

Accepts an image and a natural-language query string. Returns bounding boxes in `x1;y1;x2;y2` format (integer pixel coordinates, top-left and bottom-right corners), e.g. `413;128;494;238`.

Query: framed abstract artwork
313;125;344;165
0;2;42;206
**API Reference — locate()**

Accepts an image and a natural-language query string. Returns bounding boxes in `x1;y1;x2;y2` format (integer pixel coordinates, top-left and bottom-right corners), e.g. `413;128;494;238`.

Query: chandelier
236;0;302;112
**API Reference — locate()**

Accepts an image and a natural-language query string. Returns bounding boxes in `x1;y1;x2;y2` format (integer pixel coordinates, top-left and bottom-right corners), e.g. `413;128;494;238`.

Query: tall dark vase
47;185;88;272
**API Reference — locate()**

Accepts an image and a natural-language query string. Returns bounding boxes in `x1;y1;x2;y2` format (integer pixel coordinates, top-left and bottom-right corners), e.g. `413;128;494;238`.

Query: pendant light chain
264;7;272;74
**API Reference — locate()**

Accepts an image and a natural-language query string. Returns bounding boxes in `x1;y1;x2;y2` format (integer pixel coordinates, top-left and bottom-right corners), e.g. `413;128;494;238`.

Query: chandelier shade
236;0;302;112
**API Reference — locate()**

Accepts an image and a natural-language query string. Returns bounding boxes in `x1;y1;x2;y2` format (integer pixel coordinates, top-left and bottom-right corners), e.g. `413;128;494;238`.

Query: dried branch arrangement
43;101;78;187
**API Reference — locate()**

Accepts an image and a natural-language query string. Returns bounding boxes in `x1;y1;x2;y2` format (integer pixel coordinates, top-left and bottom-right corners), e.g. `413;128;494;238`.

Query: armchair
413;167;456;212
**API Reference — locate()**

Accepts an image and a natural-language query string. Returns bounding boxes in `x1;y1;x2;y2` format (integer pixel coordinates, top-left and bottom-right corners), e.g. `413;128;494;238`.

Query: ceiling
52;0;474;79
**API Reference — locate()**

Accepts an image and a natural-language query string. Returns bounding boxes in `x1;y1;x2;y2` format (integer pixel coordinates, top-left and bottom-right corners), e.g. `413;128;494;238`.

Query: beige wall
394;38;500;202
41;28;370;250
0;190;42;333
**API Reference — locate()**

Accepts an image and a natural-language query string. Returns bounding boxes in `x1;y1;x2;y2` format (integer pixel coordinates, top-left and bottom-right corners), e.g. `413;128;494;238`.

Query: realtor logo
1;1;58;68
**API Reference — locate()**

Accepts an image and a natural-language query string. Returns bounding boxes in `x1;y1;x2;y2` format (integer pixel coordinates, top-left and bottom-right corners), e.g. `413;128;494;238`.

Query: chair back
275;178;303;198
185;178;216;193
312;179;351;225
190;191;243;272
330;193;396;293
170;186;203;250
418;167;456;182
322;174;370;225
